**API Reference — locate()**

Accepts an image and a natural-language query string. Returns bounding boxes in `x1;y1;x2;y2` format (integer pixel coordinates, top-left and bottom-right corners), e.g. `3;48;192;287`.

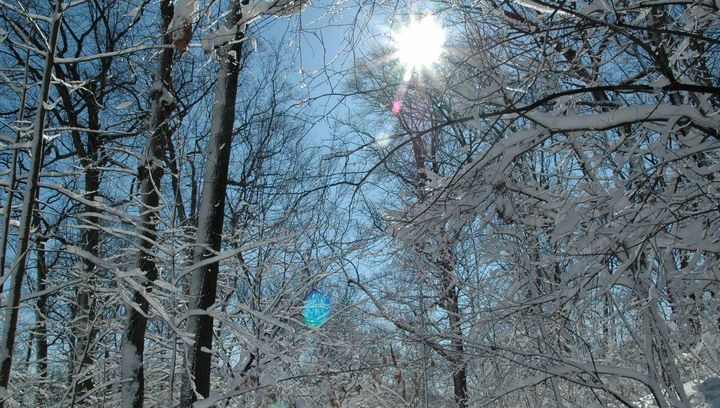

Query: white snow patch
515;0;570;14
168;0;199;44
115;100;133;109
259;371;278;387
126;5;141;18
200;26;236;53
120;340;141;408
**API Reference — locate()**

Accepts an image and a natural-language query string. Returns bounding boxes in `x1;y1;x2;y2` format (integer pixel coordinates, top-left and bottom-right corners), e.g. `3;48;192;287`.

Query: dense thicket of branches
343;0;720;406
0;0;718;406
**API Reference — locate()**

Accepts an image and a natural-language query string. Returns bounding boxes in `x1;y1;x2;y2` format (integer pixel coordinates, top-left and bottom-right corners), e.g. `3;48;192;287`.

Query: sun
392;15;446;81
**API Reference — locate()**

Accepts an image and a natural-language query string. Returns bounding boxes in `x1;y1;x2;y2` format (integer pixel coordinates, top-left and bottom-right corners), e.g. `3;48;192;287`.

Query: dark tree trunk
73;164;100;401
71;78;107;402
166;136;187;224
405;109;469;408
0;50;29;295
0;3;61;405
179;1;245;405
35;233;49;407
437;252;468;408
453;365;468;408
120;1;176;406
52;52;103;407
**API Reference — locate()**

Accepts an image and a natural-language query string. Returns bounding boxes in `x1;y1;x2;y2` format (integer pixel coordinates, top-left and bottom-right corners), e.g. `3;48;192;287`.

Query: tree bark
0;2;62;405
34;230;49;407
0;50;30;294
52;50;104;407
437;250;468;408
73;159;100;402
119;1;176;407
179;1;245;405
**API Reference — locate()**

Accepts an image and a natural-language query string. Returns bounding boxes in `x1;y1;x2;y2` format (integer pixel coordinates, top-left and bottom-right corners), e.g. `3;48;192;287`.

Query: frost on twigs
242;0;310;20
201;26;239;54
148;80;175;109
265;0;310;16
200;0;309;55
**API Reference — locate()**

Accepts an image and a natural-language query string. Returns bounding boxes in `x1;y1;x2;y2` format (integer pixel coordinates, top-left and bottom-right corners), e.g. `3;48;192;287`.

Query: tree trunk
437;250;468;408
51;50;104;407
404;111;469;407
179;1;245;405
119;1;176;407
166;136;188;224
0;50;30;293
72;164;100;402
0;2;61;405
35;232;49;406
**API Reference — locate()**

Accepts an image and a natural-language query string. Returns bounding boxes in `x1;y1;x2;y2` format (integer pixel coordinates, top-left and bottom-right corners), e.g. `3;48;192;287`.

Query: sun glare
393;15;446;81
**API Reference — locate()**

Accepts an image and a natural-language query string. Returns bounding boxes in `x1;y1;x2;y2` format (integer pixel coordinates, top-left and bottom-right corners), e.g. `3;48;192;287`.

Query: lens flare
391;100;403;114
303;289;331;327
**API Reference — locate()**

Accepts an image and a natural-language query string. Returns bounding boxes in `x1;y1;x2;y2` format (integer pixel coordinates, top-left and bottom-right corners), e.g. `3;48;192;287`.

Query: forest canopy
0;0;719;406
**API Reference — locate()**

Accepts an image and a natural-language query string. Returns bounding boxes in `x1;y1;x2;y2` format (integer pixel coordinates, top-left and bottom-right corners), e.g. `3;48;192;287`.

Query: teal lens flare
303;289;331;327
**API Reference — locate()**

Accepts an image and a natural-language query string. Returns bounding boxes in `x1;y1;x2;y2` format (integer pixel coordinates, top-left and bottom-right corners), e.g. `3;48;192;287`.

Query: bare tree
339;0;720;404
0;1;62;405
179;0;247;404
119;0;178;406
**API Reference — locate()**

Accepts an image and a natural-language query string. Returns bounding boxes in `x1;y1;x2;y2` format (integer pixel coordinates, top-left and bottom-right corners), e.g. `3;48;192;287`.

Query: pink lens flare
391;99;402;114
